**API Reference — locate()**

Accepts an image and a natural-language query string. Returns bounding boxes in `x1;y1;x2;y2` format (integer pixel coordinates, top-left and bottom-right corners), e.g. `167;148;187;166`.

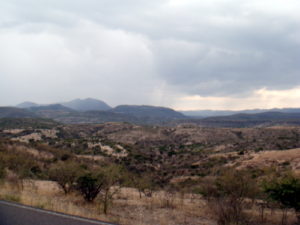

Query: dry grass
5;144;54;160
245;207;297;225
1;179;297;225
0;180;215;225
236;148;300;173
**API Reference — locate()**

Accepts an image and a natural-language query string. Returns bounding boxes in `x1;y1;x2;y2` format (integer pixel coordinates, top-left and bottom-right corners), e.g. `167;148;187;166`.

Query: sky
0;0;300;110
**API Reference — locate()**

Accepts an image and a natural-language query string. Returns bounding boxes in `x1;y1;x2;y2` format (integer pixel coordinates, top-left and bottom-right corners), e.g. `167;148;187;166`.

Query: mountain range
0;98;300;127
9;98;186;125
17;98;111;112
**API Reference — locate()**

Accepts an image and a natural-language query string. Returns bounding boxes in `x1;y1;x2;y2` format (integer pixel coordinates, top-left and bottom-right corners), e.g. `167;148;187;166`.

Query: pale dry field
236;148;300;173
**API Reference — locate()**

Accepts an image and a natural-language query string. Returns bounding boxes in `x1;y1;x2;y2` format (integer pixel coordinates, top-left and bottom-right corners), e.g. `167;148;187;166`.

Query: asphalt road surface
0;200;118;225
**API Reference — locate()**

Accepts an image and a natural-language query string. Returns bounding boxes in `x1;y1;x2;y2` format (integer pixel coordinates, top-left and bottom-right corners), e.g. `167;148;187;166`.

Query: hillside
181;107;300;117
28;104;75;118
0;107;37;118
0;118;59;129
192;111;300;127
41;105;187;125
1;122;300;185
112;105;186;119
62;98;112;111
48;110;183;125
204;111;300;121
53;110;138;124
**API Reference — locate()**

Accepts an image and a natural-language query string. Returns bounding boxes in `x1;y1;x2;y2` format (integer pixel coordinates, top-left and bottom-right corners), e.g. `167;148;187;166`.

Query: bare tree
100;165;124;214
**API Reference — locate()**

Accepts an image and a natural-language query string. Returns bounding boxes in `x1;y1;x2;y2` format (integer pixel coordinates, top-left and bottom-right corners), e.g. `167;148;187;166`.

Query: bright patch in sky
175;87;300;110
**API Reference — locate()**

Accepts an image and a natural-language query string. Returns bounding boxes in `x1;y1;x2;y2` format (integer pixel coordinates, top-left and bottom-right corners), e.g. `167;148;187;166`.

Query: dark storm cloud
0;0;300;107
149;3;300;96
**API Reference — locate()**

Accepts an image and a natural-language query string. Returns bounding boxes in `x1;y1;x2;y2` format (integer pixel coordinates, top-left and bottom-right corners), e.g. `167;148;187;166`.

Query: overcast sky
1;0;300;110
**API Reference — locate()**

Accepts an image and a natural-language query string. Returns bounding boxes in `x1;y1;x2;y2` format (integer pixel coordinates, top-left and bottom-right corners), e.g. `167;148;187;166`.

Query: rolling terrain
1;119;300;225
1;122;300;183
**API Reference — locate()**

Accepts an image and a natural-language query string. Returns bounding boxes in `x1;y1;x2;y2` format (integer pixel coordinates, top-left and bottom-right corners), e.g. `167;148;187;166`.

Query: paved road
0;200;118;225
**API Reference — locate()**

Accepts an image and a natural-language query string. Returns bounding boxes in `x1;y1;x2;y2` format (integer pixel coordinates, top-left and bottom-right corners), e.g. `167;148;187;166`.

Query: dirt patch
12;132;42;143
3;129;24;134
6;145;54;159
76;155;105;161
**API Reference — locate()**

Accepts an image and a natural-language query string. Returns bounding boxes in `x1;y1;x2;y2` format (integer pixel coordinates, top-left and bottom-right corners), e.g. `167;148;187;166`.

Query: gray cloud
0;0;300;108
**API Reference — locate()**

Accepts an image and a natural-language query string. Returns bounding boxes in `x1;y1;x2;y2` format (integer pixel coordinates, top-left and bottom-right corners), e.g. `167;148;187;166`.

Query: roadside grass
0;179;214;225
0;193;21;203
0;179;297;225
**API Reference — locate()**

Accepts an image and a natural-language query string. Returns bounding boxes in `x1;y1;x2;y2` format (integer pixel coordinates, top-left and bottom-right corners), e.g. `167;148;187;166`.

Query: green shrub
76;171;106;202
0;163;5;180
0;151;40;179
263;173;300;223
